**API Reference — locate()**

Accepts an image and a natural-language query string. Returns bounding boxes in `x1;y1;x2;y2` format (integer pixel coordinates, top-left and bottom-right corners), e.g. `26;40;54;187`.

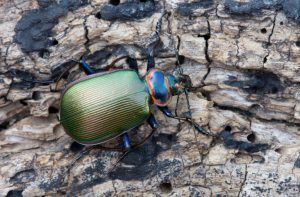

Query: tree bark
1;0;300;196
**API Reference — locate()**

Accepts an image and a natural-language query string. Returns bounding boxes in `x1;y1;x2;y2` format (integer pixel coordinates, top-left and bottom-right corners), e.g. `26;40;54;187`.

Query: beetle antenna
142;10;168;57
167;22;213;136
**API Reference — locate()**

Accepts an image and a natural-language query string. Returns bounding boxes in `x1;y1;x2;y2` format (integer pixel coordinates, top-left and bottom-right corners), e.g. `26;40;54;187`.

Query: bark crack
263;12;277;67
201;17;212;85
234;26;242;68
238;164;248;197
83;16;91;57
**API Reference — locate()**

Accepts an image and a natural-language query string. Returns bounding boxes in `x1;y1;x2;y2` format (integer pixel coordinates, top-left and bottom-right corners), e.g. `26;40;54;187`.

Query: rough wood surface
1;0;300;196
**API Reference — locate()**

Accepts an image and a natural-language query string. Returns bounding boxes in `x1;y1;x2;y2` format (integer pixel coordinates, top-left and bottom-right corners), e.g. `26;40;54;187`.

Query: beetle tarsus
147;114;158;129
79;59;95;75
122;133;131;150
158;106;173;117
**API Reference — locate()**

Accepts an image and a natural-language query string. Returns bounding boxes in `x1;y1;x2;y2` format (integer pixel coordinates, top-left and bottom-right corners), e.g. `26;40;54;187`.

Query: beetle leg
147;54;155;71
122;133;131;150
109;127;157;173
158;106;173;117
79;59;95;75
126;57;139;72
147;114;158;129
158;106;215;137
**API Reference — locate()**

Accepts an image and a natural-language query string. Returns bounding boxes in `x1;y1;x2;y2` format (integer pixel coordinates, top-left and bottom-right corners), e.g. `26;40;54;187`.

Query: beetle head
166;69;192;95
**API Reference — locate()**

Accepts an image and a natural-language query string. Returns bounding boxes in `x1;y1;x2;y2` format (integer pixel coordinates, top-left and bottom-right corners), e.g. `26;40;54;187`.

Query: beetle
59;12;212;155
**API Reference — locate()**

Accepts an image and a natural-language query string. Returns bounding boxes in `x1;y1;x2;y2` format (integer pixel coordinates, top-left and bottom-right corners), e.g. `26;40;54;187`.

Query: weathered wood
1;0;300;196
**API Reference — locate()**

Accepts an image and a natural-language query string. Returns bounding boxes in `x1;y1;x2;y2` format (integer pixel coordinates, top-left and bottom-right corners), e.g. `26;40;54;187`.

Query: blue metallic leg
159;106;213;136
147;54;155;71
158;106;173;117
79;59;95;75
122;133;131;150
147;114;158;129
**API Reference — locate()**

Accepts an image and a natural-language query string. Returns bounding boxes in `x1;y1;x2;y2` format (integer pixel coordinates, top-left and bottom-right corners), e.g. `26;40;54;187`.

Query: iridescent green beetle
59;12;209;151
60;56;193;148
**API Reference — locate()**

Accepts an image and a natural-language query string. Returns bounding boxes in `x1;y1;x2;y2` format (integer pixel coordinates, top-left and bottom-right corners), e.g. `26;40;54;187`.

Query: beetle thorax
144;69;173;106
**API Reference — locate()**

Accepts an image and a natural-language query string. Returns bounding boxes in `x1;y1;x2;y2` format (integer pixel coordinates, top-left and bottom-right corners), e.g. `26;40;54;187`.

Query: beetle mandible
59;11;211;153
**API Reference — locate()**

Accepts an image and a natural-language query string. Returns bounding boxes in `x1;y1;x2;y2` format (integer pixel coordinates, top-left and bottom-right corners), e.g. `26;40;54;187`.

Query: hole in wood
38;49;50;59
280;21;284;25
0;121;9;132
20;100;28;106
275;148;282;154
224;125;232;132
70;141;85;153
159;182;172;193
247;133;256;143
296;40;300;47
178;55;185;65
95;12;102;19
51;39;58;46
109;0;120;6
48;106;59;114
140;0;148;2
6;190;23;197
260;28;267;34
32;91;41;100
271;87;278;94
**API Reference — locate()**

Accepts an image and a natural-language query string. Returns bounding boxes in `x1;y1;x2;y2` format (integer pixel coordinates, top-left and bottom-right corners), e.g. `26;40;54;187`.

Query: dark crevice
200;18;212;85
159;182;172;193
225;125;232;132
19;100;28;106
51;38;58;46
83;17;91;56
48;106;59;114
32;91;41;100
237;165;248;196
260;28;267;34
247;133;256;142
294;156;300;168
197;18;211;63
0;121;9;132
275;148;282;154
296;40;300;47
38;49;50;59
6;190;23;197
70;141;85;153
178;55;185;65
263;56;267;63
263;12;277;66
109;0;120;6
95;12;102;19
